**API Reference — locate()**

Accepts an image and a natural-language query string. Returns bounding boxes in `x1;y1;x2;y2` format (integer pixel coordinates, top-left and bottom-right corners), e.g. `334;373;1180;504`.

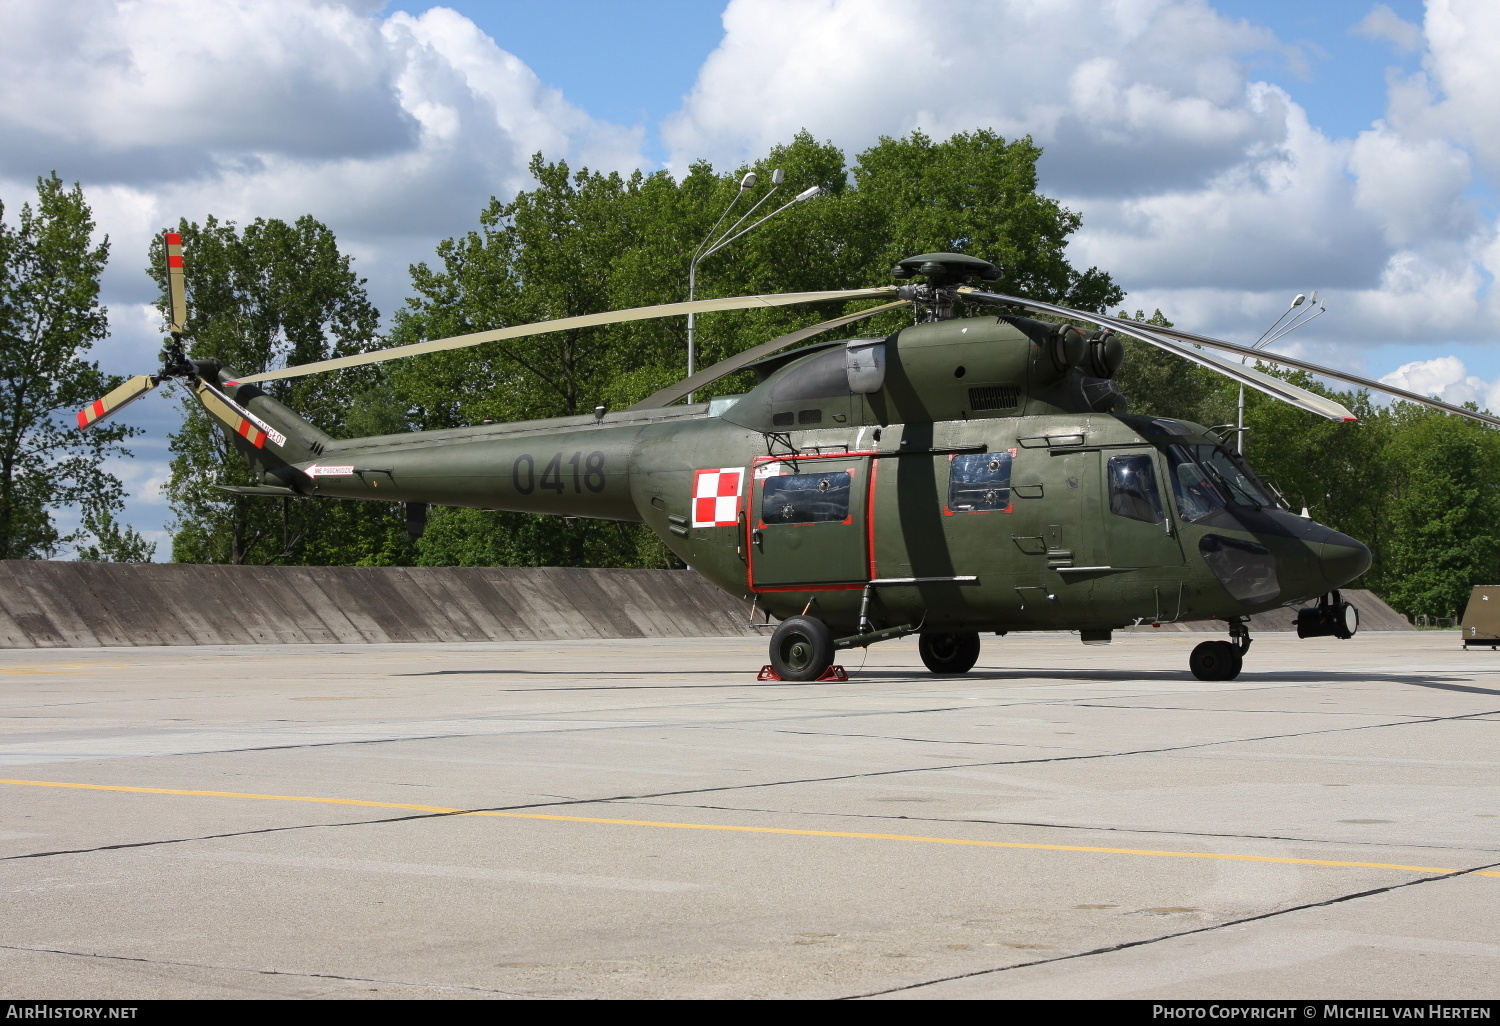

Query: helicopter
79;236;1500;682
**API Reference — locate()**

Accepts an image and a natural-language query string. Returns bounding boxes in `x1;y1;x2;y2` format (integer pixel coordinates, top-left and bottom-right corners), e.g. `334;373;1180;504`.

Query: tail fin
189;361;334;492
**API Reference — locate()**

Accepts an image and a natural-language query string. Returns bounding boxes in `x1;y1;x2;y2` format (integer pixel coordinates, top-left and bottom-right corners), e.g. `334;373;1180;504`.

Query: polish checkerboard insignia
691;467;744;527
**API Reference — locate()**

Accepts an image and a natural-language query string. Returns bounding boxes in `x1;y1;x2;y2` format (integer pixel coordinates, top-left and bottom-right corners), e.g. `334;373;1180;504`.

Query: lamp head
795;185;821;202
739;172;758;192
772;169;785;185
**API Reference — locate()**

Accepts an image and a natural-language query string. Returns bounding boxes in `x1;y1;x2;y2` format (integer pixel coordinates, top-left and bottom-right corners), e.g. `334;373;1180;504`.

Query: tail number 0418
513;451;606;495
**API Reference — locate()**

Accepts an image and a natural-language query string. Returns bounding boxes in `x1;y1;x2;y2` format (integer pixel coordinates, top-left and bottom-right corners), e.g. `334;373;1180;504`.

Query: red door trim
744;453;876;595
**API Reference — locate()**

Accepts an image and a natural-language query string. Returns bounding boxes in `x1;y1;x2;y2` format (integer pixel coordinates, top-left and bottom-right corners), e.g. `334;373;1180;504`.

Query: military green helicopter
81;236;1500;682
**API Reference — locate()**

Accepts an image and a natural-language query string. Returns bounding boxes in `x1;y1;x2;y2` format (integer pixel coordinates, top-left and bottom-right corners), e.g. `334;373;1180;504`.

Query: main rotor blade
958;287;1500;429
235;286;901;385
1137;330;1358;421
626;300;909;410
1091;311;1500;429
959;289;1359;423
76;374;158;429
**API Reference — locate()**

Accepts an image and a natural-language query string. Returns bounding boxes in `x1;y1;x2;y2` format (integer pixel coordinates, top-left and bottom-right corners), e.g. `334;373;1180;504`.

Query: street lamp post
1236;290;1324;456
685;169;821;402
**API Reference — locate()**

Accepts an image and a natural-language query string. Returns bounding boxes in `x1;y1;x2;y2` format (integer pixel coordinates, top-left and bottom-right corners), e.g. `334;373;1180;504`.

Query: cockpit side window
1165;443;1275;520
1166;445;1225;522
1191;444;1273;507
1107;454;1165;524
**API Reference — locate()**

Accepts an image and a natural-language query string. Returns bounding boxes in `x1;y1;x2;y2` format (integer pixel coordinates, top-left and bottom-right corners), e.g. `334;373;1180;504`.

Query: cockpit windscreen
1165;444;1274;521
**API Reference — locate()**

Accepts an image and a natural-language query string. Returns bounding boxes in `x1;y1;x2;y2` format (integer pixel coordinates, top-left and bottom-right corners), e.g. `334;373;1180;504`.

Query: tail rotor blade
76;374;158;430
163;231;187;335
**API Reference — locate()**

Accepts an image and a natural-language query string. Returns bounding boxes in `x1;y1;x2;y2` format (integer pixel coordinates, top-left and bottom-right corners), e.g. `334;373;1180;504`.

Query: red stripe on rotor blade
235;419;267;448
76;409;89;429
164;233;182;245
92;400;106;418
167;255;184;267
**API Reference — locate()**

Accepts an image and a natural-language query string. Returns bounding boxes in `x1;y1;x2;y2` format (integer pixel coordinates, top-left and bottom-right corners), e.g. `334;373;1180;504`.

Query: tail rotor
77;230;191;431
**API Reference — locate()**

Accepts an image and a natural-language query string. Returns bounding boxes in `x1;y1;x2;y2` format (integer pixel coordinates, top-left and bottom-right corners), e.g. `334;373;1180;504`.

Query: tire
1190;640;1238;681
769;616;834;682
919;632;981;674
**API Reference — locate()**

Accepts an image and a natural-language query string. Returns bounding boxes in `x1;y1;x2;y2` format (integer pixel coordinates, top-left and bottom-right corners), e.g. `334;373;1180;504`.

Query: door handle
752;528;764;550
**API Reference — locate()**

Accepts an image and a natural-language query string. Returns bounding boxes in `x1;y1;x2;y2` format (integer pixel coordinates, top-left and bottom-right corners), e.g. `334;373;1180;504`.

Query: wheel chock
757;665;848;682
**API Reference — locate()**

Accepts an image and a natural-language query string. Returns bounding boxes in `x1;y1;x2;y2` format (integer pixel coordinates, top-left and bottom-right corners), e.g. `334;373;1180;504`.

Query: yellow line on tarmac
4;777;1497;879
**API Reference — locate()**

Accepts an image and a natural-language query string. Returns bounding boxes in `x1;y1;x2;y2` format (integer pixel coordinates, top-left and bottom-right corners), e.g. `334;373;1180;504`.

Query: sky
2;0;1496;559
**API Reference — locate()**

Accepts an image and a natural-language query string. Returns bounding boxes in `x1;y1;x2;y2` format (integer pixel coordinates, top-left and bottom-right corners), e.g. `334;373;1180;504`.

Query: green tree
1381;406;1500;618
151;215;400;565
848;130;1120;309
0;172;154;561
1111;309;1234;426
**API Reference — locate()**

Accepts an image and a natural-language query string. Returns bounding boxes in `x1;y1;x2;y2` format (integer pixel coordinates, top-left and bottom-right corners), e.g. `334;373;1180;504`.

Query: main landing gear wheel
769;615;834;682
919;632;981;674
1190;640;1242;681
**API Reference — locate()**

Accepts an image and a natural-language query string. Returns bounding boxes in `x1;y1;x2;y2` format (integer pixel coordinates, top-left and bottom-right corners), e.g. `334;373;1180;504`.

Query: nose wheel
1190;620;1251;681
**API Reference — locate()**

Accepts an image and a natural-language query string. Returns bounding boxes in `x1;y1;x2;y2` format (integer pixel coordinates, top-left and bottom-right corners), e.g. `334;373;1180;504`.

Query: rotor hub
891;252;1001;321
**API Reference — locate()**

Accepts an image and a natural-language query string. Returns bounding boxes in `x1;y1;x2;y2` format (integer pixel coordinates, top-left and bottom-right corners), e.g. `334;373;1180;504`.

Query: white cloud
0;0;651;549
662;0;1500;365
1347;122;1474;248
1352;4;1423;53
1422;0;1500;175
1068;89;1387;292
0;1;645;341
664;0;1289;198
0;0;414;181
1380;355;1500;412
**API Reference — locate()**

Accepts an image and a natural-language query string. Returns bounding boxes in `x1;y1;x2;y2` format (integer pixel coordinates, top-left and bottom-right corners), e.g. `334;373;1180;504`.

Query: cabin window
947;452;1012;512
761;471;852;524
1107;454;1165;524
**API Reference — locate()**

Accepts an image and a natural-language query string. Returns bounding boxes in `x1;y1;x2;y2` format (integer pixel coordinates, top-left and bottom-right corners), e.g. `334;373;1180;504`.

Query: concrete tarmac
0;631;1496;1000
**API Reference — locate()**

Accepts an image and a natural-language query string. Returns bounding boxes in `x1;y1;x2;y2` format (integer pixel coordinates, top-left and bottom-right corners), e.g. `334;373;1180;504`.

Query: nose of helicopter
1319;530;1372;590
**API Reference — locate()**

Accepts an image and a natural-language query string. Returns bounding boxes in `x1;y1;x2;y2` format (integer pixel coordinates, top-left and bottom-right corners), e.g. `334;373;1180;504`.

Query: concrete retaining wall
0;561;1409;648
0;562;756;648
